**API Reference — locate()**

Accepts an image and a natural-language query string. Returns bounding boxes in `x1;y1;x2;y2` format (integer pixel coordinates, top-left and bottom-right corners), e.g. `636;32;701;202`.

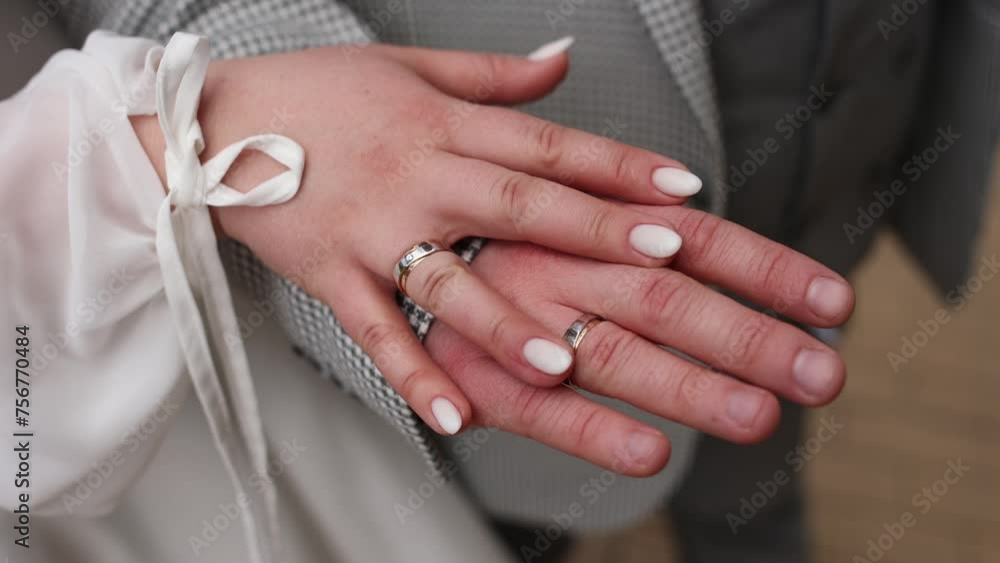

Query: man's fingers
374;44;569;105
424;321;671;477
449;106;703;204
568;264;847;406
633;205;856;328
544;308;781;443
321;270;471;436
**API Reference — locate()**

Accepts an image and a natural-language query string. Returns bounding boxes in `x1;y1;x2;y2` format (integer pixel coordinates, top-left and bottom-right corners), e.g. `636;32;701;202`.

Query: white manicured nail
527;36;575;61
431;397;463;435
630;224;682;258
523;338;573;375
652;167;703;197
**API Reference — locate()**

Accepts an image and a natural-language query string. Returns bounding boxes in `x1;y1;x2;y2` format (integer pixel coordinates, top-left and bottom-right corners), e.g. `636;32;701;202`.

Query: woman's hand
424;205;855;476
133;42;705;436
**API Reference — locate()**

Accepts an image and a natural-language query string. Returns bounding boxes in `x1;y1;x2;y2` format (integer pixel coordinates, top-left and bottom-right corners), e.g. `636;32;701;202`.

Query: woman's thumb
377;36;574;105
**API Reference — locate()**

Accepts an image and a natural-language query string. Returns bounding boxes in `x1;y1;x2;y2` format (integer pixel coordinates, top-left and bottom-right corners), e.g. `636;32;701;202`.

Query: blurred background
562;170;999;562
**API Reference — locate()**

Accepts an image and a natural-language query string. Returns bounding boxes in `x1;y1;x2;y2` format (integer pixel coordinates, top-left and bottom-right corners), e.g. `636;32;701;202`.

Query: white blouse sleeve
0;31;300;563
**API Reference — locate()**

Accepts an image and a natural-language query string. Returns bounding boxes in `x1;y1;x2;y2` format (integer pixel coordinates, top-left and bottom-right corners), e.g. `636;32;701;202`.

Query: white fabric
152;32;303;563
0;31;303;563
0;291;515;563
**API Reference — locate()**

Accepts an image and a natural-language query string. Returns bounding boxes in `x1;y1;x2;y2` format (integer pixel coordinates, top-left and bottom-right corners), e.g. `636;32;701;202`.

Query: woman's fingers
633;205;856;328
391;248;576;387
543;306;781;443
449;106;703;204
373;43;570;105
567;263;846;406
424;321;671;476
320;270;471;436
424;153;685;266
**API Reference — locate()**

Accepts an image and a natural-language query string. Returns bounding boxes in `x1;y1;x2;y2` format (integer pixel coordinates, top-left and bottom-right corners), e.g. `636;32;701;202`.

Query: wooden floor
564;168;1000;562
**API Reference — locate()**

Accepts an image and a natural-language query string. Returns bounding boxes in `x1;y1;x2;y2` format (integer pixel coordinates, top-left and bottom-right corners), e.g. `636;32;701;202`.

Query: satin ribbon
151;32;304;563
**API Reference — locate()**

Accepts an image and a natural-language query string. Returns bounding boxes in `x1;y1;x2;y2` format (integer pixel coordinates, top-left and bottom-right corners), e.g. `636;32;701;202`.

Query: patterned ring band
393;241;452;297
561;313;605;390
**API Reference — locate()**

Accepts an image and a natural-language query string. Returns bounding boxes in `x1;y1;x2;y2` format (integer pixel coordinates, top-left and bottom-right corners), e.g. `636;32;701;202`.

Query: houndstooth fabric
56;0;722;485
633;0;723;150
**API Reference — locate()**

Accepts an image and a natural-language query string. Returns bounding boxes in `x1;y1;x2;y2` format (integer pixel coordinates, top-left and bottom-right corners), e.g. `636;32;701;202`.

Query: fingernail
726;389;765;428
629;224;682;258
806;276;852;321
652;167;703;197
793;348;840;399
523;338;573;375
431;397;463;435
626;429;665;465
527;36;575;61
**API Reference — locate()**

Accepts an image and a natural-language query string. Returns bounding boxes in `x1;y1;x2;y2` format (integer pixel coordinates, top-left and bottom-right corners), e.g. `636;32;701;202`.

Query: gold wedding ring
393;241;451;296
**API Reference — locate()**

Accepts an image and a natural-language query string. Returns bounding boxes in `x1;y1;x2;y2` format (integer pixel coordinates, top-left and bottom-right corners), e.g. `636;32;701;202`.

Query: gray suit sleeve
892;0;1000;296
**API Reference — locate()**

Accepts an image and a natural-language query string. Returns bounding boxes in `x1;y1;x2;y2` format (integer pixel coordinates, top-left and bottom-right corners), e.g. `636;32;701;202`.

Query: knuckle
580;327;634;385
513;385;553;430
674;210;726;268
534;120;565;169
487;311;514;348
359;321;402;358
396;366;430;400
721;313;777;372
751;246;796;298
662;362;707;412
607;144;637;186
420;261;466;311
582;205;616;247
637;272;689;326
477;54;508;86
566;407;605;455
492;172;539;227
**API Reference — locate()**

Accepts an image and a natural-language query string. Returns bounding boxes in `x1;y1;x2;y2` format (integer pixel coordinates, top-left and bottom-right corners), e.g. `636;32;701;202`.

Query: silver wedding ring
561;313;605;390
563;313;605;351
393;240;451;296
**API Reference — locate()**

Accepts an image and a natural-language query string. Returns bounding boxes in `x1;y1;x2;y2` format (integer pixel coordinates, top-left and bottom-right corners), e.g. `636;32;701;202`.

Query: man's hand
424;205;854;476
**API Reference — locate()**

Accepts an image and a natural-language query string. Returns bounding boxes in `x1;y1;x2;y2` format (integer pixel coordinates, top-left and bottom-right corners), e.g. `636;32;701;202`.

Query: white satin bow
152;32;304;563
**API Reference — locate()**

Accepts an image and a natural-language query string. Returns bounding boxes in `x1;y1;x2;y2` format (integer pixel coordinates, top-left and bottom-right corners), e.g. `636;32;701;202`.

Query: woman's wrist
131;57;287;241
